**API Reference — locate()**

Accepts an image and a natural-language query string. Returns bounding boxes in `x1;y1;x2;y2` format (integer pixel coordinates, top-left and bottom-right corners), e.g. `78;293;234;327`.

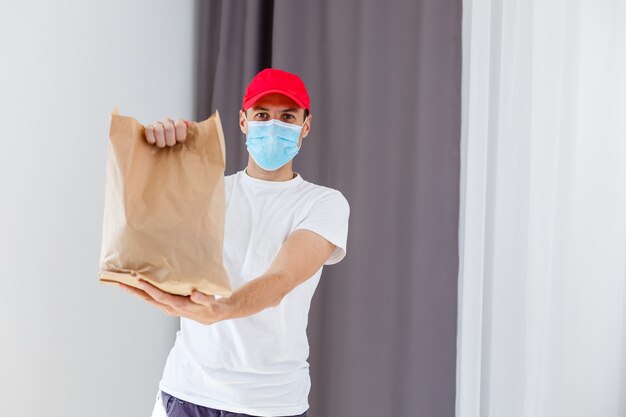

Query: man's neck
245;163;296;182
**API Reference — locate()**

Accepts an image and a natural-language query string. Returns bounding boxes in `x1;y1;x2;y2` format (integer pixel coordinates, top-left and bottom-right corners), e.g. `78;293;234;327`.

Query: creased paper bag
98;109;232;297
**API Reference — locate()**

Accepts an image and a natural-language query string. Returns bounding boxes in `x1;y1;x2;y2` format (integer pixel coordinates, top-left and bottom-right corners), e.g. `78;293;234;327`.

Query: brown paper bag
98;109;232;297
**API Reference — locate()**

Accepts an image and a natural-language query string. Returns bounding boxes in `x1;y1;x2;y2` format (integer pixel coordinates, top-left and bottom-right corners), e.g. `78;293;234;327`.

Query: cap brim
243;89;308;111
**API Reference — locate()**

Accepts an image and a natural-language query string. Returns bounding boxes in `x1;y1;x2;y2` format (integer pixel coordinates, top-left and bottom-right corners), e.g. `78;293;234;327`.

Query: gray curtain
196;1;462;416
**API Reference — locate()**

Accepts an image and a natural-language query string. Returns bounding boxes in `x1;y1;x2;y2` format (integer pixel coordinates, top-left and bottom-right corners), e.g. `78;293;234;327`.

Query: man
119;68;350;417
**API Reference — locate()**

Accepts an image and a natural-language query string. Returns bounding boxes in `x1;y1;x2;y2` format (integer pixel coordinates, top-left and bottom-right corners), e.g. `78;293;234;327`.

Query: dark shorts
160;390;309;417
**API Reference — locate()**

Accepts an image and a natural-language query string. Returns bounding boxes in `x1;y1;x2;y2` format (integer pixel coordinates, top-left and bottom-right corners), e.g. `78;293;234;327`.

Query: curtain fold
195;0;274;173
458;1;626;416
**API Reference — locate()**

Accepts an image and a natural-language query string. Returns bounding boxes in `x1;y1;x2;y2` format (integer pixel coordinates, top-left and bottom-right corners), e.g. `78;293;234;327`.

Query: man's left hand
117;279;231;325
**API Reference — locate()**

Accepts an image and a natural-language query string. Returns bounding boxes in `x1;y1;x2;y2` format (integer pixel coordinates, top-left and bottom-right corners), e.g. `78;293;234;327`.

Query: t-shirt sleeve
292;190;351;265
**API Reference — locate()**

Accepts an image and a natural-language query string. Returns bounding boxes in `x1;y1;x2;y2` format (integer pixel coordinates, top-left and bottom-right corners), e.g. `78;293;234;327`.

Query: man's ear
302;114;312;139
239;109;248;135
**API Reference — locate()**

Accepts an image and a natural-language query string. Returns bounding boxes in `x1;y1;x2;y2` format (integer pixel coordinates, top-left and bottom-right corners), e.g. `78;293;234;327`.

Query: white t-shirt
158;168;350;416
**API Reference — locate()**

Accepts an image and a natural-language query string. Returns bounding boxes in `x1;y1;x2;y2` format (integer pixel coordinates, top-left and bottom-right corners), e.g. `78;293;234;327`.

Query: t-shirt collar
241;168;303;189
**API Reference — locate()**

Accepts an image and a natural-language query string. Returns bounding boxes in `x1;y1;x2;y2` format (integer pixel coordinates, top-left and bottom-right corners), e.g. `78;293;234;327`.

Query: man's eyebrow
250;107;299;113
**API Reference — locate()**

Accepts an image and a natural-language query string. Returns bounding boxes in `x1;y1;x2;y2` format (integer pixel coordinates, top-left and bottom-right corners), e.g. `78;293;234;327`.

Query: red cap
242;68;310;111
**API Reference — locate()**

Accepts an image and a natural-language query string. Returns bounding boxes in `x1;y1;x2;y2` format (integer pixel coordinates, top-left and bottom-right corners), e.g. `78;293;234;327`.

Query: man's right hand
145;118;191;147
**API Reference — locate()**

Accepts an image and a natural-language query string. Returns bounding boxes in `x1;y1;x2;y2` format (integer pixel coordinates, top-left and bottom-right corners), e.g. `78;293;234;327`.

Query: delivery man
118;68;350;417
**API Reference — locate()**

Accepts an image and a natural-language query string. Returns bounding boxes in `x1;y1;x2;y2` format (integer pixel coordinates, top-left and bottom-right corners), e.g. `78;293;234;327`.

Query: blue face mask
244;116;307;171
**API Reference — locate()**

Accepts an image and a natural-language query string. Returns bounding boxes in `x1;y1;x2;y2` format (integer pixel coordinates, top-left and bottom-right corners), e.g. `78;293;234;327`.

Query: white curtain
457;1;626;417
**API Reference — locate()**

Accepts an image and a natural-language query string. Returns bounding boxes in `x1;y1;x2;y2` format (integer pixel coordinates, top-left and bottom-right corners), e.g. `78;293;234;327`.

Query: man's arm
218;228;337;320
118;228;336;324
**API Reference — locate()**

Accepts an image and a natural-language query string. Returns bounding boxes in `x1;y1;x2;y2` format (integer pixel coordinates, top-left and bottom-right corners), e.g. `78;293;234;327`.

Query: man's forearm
217;272;295;320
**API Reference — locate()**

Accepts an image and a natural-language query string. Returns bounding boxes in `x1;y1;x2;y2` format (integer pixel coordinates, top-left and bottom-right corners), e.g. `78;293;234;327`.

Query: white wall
0;1;196;415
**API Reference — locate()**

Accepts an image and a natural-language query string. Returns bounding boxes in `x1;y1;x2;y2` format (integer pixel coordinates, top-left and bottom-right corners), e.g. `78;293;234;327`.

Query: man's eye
283;114;295;120
255;113;269;119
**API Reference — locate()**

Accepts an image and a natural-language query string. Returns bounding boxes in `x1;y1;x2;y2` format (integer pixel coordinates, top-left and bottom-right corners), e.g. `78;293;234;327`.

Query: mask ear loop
299;114;310;139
